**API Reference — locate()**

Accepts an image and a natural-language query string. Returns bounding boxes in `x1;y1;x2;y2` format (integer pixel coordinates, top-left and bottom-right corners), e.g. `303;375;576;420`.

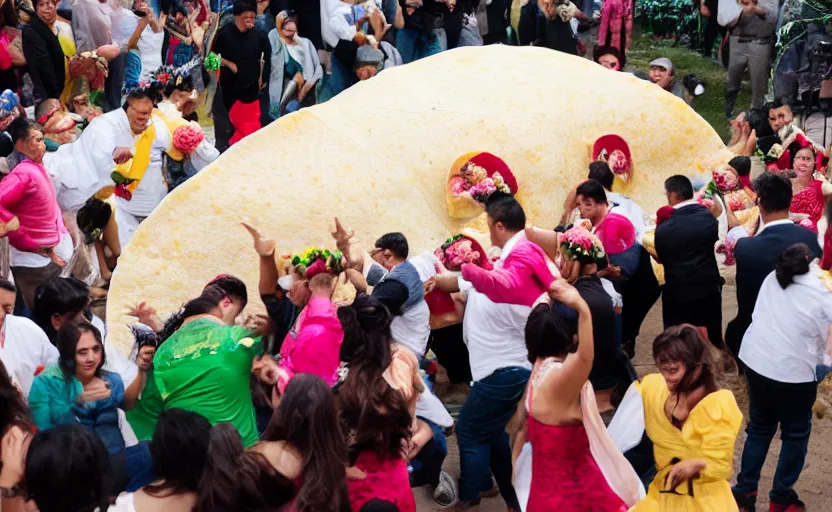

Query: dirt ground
415;282;832;511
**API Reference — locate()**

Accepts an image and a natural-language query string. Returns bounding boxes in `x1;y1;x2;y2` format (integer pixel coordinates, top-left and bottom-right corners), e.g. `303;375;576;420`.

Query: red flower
172;124;205;154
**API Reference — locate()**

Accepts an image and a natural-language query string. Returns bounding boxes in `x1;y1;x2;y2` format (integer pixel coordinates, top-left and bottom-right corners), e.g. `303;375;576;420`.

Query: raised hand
330;217;354;248
242;222;276;257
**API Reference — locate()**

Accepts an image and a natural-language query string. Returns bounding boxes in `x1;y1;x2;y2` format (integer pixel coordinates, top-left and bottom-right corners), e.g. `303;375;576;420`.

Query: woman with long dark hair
0;360;32;510
196;422;294;512
28;321;134;495
634;324;742;511
24;424;111;512
518;280;632;511
335;294;421;512
253;373;350;512
111;408;212;511
733;243;832;511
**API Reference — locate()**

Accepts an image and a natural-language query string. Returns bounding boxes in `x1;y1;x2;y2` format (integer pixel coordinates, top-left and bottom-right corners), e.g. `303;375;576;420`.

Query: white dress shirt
740;263;832;383
461;232;533;382
0;315;58;396
607;191;647;242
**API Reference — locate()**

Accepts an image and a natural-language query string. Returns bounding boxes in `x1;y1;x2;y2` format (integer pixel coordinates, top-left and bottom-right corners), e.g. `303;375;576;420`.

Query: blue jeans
410;418;448;488
396;27;442;64
456;367;530;506
734;368;818;505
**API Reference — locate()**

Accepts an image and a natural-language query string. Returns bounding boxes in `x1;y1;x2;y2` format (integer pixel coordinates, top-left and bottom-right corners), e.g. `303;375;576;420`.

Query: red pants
228;99;261;146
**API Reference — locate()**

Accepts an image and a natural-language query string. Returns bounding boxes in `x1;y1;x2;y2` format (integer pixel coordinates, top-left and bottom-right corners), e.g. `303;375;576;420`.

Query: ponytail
776;243;811;289
336;294;392;368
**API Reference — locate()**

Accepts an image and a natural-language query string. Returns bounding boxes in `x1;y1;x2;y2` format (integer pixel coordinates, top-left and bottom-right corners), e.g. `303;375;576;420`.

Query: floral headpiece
449;152;518;205
151;58;203;91
122;77;164;103
434;234;492;271
592;134;632;183
559;226;606;265
291;247;344;279
765;131;828;172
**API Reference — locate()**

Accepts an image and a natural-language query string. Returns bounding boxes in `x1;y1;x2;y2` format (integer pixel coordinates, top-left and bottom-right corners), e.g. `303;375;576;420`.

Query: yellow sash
113;121;156;194
152;108;189;161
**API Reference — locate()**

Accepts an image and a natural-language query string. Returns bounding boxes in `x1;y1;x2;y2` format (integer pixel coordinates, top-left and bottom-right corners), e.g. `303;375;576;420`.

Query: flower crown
559;226;606;265
122;77;164;103
435;234;484;269
291;247;344;279
151;58;202;89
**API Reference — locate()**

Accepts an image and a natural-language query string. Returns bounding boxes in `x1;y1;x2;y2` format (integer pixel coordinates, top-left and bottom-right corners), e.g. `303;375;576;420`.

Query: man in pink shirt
0;117;71;310
461;195;557;307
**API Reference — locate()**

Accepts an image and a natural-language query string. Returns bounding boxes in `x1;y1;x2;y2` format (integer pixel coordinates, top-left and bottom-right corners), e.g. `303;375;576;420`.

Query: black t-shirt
213;23;272;106
262;287;299;355
573;275;621;391
372;279;409;316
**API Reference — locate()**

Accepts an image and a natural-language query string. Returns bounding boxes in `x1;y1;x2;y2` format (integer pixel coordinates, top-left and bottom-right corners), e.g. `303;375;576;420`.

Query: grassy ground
625;31;752;141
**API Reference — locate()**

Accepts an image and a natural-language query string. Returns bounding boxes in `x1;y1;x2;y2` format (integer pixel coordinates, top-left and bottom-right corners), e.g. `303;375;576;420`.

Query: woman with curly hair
335;294;422;512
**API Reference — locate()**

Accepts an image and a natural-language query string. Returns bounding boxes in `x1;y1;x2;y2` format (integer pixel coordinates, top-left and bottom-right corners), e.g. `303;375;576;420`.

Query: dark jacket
725;221;822;355
22;16;66;103
655;204;720;303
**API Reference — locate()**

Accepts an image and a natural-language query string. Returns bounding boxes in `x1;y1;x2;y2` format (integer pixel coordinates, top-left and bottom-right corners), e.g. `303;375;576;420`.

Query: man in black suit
725;172;823;358
655;175;725;348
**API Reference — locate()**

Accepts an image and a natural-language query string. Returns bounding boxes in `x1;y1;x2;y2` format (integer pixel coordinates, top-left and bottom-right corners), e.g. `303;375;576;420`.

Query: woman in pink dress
335;295;422;512
787;142;832;233
518;279;628;512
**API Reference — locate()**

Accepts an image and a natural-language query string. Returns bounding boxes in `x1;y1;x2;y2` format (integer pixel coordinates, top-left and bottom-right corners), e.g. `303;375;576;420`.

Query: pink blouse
0;160;68;252
461;239;556;307
277;296;343;393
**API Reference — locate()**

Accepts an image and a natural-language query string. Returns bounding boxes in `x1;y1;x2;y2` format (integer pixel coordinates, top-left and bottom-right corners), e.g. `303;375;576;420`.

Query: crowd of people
0;137;830;512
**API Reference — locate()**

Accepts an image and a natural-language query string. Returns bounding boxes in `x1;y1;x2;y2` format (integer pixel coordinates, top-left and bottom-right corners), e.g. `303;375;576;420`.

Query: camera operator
647;58;689;104
725;0;778;118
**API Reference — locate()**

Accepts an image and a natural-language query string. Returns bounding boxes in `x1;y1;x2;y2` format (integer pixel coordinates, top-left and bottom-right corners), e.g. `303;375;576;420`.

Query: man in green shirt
126;276;275;446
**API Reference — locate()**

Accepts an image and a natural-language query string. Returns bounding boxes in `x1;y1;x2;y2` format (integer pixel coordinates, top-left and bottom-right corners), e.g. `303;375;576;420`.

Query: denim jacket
29;364;126;454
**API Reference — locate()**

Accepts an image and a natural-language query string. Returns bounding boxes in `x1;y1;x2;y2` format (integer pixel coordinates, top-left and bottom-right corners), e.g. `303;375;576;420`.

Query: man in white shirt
432;199;536;512
587;161;646;241
44;88;158;213
0;280;58;396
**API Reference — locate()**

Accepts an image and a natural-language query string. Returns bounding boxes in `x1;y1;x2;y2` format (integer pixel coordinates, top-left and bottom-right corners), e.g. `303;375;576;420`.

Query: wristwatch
0;484;22;498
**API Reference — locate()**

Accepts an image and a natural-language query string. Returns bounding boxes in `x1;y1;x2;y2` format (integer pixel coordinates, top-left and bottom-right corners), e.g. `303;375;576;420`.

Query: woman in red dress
335;295;422;512
787;142;832;233
518;280;628;512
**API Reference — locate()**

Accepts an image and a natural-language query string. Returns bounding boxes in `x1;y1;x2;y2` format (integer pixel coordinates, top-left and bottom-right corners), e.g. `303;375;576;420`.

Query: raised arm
331;217;366;271
243;222;279;296
525;224;559;261
543;280;593;399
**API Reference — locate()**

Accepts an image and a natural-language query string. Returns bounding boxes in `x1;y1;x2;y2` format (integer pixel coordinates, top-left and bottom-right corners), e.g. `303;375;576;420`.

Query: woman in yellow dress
634;324;742;512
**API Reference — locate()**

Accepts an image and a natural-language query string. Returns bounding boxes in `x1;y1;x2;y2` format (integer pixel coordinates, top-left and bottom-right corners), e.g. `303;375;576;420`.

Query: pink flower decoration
697;198;715;210
608;149;630;175
716;238;737;266
799;218;818;233
450;176;469;197
471;177;496;199
304;259;327;279
172;124;205;154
